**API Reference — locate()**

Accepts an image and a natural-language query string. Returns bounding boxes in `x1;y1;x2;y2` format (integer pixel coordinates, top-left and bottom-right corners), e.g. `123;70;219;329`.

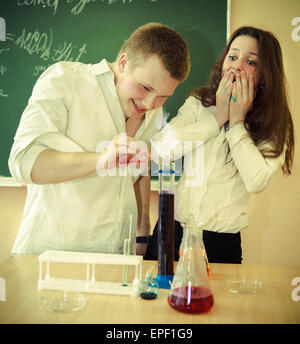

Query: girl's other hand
229;71;254;126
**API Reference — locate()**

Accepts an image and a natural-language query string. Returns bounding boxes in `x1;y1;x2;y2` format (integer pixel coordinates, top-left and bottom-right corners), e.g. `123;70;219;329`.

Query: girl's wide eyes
248;60;257;66
228;56;257;67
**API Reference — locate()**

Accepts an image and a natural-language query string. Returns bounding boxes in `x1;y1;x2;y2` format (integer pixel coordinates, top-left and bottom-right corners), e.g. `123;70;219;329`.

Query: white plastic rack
38;250;143;297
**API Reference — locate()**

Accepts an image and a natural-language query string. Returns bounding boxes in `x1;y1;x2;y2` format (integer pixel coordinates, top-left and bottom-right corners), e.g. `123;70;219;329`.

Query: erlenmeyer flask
168;221;214;313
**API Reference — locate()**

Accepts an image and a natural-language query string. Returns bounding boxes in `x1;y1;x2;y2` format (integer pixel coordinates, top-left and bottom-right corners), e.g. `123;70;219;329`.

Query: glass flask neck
181;223;203;248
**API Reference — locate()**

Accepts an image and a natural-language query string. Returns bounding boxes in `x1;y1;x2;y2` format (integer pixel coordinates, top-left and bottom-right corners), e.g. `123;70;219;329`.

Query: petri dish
40;290;87;312
223;276;263;294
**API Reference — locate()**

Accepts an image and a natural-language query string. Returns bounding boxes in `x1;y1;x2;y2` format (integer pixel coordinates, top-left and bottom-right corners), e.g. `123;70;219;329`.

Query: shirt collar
91;59;113;77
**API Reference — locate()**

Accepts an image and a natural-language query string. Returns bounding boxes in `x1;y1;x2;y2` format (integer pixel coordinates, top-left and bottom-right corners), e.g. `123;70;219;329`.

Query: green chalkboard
0;0;227;177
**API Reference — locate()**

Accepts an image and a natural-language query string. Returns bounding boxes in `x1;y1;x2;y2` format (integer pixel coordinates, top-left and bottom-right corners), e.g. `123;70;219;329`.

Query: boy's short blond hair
116;23;190;82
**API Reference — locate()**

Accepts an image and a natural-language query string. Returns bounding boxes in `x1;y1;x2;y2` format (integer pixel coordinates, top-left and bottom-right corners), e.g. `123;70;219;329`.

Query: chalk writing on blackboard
5;33;15;42
53;41;87;62
17;0;158;16
0;89;8;97
17;0;59;16
70;0;158;16
33;64;52;76
14;27;87;63
0;48;10;55
15;27;54;60
0;65;7;76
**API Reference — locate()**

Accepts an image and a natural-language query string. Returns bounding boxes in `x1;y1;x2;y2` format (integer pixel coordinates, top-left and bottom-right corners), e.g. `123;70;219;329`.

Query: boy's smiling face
114;54;179;120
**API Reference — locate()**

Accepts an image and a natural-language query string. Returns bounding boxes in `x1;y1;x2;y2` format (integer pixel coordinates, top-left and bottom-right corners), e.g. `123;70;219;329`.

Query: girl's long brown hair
191;26;294;175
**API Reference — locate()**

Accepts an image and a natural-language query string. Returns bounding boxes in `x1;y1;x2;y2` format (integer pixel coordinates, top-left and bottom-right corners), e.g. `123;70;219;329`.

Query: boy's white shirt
9;60;163;254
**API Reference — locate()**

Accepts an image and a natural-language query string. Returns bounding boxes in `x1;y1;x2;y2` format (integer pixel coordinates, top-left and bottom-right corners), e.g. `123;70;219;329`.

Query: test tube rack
38;250;143;297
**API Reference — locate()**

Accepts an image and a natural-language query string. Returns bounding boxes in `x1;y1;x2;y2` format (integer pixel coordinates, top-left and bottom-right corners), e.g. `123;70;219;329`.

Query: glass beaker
168;221;214;313
156;157;175;289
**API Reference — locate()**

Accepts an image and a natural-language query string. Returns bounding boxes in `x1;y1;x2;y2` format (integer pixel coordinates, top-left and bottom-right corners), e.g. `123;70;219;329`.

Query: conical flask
168;221;214;313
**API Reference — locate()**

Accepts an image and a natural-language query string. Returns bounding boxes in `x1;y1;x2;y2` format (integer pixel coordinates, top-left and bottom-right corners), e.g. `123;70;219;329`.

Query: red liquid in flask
168;286;214;314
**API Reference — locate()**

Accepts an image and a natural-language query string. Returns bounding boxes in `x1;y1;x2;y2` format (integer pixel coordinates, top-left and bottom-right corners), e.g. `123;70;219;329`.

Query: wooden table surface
0;255;299;324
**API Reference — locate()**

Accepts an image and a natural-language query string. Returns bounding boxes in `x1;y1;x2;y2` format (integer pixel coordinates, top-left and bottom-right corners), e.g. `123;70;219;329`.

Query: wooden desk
0;255;299;324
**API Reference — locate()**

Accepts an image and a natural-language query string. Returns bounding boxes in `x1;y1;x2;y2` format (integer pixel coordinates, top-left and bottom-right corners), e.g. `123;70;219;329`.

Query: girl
145;26;295;264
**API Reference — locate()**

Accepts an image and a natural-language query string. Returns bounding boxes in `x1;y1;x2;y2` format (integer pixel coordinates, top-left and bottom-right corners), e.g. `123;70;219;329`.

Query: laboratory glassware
155;157;175;289
168;221;214;313
140;267;159;300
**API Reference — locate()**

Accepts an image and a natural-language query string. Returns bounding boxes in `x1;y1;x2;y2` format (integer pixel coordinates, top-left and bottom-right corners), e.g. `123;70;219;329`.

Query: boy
9;23;190;255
